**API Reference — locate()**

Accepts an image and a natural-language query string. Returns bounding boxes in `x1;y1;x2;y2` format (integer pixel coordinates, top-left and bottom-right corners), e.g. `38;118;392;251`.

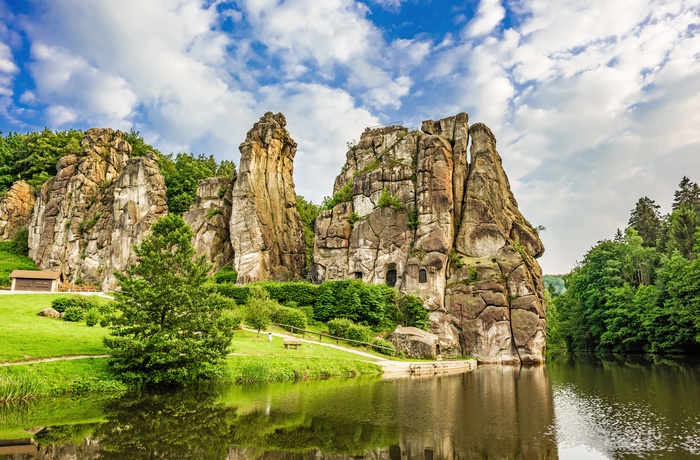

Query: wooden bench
283;340;302;350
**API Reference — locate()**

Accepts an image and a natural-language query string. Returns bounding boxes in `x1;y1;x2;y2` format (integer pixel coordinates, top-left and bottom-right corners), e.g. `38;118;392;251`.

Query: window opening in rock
419;268;427;283
354;271;362;279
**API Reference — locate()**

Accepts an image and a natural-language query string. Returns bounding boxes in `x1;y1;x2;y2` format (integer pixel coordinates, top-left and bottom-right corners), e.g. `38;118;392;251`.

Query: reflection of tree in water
96;389;236;460
96;389;399;459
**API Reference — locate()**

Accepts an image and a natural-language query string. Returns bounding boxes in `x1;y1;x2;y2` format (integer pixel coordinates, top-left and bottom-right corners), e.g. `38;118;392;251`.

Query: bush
256;281;319;306
63;307;84;322
85;308;100;327
370;337;395;355
9;227;29;255
345;324;371;345
245;286;275;334
51;296;100;313
271;305;308;330
327;318;354;338
214;265;237;284
219;309;242;330
297;306;315;322
397;293;429;330
216;284;249;304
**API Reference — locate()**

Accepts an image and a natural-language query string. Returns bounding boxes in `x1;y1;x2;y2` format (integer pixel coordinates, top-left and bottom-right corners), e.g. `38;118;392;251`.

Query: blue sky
0;0;699;274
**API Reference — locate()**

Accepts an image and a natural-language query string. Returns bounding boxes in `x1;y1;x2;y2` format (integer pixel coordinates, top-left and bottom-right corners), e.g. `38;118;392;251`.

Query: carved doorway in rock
386;264;397;287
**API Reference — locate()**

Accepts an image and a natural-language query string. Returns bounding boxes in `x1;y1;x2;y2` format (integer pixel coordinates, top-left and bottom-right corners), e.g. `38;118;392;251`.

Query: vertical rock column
230;112;305;283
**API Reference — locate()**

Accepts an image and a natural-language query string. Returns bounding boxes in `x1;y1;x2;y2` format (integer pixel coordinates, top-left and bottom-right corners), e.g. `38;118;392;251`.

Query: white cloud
463;0;506;38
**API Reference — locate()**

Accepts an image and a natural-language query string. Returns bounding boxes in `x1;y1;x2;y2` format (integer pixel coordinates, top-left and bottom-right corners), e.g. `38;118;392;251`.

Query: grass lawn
0;294;110;363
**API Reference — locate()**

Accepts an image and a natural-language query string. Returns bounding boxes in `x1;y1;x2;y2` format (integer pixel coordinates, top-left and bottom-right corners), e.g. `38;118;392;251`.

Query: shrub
345;324;371;345
51;296;100;313
327;318;354;338
220;309;242;330
63;307;84;322
377;188;403;210
397;293;429;330
216;284;249;304
85;308;100;327
214;265;238;284
271;305;308;330
314;280;396;327
370;337;395;355
298;306;315;322
245;286;275;334
321;181;353;210
256;281;319;306
206;207;224;219
9;227;29;255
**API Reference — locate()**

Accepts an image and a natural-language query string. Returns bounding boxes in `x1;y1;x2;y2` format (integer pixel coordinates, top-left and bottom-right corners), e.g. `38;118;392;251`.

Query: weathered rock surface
183;177;235;272
28;128;167;290
389;326;440;359
0;180;35;240
37;307;61;318
230;112;305;283
312;114;546;363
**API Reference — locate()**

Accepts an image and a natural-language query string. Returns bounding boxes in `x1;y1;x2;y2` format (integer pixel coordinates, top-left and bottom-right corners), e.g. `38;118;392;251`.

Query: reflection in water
548;355;700;459
5;356;700;459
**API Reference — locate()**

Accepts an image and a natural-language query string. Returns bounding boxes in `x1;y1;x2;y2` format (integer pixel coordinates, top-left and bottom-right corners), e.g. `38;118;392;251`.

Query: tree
667;206;699;259
162;153;219;214
628;196;662;247
245;286;274;335
104;214;235;386
296;196;320;271
672;176;700;212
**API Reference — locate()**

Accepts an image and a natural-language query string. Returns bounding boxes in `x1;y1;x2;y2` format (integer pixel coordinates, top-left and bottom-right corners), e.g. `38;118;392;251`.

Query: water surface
1;355;699;459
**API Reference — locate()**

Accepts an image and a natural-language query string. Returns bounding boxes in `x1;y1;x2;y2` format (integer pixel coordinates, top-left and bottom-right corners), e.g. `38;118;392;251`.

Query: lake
1;355;699;459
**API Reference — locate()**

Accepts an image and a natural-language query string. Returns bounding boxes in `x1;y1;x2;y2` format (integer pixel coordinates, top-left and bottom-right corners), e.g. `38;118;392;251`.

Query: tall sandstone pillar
230;112;306;283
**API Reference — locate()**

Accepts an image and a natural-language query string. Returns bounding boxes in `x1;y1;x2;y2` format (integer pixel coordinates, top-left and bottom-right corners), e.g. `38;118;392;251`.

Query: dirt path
0;355;109;367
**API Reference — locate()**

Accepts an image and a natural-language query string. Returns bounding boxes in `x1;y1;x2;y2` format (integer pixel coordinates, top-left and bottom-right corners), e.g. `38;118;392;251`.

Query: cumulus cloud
463;0;506;38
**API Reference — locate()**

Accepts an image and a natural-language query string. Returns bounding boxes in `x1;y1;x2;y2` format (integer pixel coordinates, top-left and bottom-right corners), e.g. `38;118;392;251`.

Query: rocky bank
311;114;546;363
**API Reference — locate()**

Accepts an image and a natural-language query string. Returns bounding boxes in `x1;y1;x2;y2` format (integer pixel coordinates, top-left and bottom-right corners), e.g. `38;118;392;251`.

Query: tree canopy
104;214;236;386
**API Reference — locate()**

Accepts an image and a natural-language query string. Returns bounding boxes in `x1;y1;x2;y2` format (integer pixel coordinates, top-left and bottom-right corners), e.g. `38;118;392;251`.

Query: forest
548;176;700;354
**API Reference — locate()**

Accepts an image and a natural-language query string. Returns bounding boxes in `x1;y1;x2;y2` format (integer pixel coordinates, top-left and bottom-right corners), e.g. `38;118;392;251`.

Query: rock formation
28;128;167;290
183;176;235;272
230;112;306;283
0;180;35;240
311;114;546;363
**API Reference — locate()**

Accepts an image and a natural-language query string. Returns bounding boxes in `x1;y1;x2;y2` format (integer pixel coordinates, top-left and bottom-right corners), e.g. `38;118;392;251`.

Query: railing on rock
271;323;395;356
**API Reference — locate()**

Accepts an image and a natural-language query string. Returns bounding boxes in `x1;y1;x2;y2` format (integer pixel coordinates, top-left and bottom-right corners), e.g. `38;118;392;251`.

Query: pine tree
672;176;700;212
628;197;662;247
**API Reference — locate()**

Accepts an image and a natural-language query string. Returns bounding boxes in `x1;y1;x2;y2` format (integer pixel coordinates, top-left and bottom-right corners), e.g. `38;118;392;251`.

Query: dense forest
549;176;700;355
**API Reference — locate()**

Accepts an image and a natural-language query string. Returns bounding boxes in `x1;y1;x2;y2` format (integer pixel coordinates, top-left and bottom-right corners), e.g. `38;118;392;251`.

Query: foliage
124;129;161;157
314;280;396;328
0;128;84;193
160;153;218;215
327;318;354;337
345;323;372;344
407;206;419;230
9;227;29;255
0;241;37;287
206;206;224;219
271;305;308;330
377;187;403;210
50;296;100;313
348;211;360;225
214;265;238;284
321;181;353;210
62;307;85;322
296;196;320;270
85;308;101;327
104;214;235;387
370;337;395;355
672;176;700;212
628;196;662;247
244;286;275;334
543;274;566;296
396;293;429;330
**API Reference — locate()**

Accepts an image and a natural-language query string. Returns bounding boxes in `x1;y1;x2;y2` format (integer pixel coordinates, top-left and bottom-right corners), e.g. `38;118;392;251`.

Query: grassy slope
0;243;38;288
0;294;110;363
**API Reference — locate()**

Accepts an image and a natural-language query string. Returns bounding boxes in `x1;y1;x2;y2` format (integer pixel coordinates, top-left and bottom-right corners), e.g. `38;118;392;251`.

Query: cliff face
0;180;35;240
311;114;546;363
183;176;235;272
28;128;167;290
230;112;306;283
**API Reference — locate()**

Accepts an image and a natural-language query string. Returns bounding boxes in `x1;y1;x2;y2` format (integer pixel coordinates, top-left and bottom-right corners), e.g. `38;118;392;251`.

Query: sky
0;0;699;274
